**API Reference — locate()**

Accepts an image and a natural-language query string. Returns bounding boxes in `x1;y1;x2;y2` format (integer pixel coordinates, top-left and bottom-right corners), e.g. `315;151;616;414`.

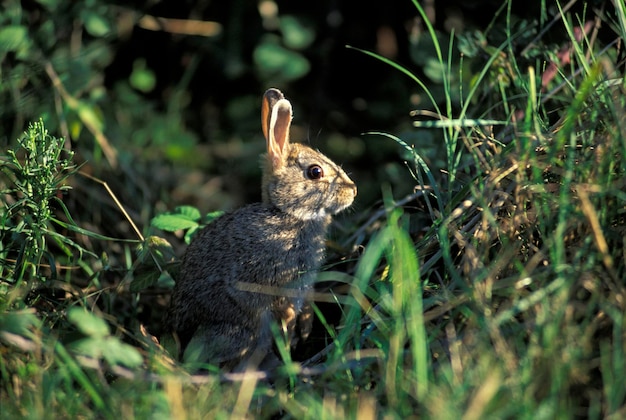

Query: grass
1;1;626;418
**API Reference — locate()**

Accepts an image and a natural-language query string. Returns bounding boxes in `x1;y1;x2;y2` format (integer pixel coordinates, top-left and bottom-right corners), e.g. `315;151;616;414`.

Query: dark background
1;0;611;233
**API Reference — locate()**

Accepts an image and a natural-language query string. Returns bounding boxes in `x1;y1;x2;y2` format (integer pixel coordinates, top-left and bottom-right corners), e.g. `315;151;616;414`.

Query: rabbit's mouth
290;193;356;221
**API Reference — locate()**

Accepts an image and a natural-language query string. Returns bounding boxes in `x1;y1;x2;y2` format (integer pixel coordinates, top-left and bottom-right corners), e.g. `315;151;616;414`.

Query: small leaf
151;206;201;231
160;332;179;358
204;210;224;224
0;309;40;338
67;307;109;338
129;268;161;292
151;214;198;232
254;37;310;81
69;337;105;359
156;270;176;289
176;206;202;221
164;131;198;161
141;235;176;263
102;337;143;368
280;15;315;50
423;58;446;83
130;59;156;93
82;11;111;37
184;225;200;244
0;25;29;53
183;334;208;365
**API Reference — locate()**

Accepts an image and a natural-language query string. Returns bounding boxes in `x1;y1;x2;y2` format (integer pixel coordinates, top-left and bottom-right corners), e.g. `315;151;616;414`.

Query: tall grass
1;0;625;418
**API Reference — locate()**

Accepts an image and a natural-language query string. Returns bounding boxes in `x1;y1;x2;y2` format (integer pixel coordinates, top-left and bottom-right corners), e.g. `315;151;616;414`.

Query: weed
0;119;77;285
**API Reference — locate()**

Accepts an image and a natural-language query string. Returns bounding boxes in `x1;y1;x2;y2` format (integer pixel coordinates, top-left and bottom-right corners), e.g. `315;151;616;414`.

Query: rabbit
162;88;357;370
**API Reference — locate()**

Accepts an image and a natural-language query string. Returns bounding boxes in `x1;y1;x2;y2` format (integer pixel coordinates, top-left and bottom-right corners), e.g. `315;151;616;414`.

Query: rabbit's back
164;202;328;352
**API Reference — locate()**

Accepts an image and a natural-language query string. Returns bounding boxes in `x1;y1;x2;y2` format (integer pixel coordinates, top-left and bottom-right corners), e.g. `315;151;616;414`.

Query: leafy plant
0;119;80;284
151;205;224;245
66;306;143;369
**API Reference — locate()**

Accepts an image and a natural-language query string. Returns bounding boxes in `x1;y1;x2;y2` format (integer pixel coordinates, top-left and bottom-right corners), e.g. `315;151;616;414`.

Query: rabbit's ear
267;98;292;170
262;88;285;144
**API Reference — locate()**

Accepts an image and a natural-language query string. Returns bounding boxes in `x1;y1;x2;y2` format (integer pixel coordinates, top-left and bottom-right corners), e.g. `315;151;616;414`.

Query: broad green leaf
160;332;178;358
68;336;143;368
67;307;109;338
254;37;310;81
130;59;156;93
0;309;40;337
151;214;198;231
156;270;176;288
137;235;176;262
423;58;446;83
184;225;200;244
280;15;315;50
151;206;202;231
204;210;224;223
0;25;29;53
102;337;143;368
69;337;105;359
129;268;161;292
176;206;202;221
82;11;111;37
164;131;198;161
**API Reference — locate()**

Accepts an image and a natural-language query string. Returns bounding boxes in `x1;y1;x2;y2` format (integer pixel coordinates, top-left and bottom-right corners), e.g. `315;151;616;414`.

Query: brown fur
162;88;356;369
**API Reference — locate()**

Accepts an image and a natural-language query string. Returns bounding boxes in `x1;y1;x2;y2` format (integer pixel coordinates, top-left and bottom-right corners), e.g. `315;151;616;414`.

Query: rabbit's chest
262;226;324;276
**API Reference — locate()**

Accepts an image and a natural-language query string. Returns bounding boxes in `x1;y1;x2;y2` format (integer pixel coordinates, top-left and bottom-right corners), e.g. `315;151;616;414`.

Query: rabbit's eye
307;165;324;180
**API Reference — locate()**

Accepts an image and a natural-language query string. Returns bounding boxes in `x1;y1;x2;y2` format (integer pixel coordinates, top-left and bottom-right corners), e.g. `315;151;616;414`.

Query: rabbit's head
261;88;357;221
